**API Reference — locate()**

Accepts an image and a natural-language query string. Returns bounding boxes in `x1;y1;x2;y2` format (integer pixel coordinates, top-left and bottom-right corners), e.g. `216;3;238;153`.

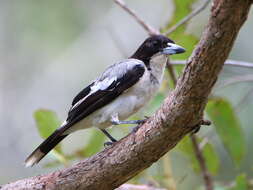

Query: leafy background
1;0;253;189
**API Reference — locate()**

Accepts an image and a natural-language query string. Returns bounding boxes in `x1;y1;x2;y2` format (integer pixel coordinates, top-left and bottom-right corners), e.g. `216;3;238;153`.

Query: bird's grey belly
69;95;142;132
91;76;160;128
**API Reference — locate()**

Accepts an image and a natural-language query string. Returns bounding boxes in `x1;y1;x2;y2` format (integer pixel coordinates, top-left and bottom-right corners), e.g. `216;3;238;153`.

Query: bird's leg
100;129;117;147
102;115;149;146
111;114;147;125
112;119;146;125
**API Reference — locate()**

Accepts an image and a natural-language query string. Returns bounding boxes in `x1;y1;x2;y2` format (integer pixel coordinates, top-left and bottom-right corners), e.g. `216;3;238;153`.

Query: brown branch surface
1;0;252;189
171;59;253;68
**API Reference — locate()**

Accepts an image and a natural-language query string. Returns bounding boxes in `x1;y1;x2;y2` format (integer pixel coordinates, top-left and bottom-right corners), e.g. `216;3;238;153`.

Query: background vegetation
1;0;253;189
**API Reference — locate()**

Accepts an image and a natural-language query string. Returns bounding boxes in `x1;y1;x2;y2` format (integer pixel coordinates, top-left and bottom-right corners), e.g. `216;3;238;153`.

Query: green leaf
172;0;198;24
43;149;69;168
34;109;61;139
202;142;220;175
212;174;248;190
162;0;199;74
177;136;220;175
230;174;248;190
82;129;106;157
206;98;246;166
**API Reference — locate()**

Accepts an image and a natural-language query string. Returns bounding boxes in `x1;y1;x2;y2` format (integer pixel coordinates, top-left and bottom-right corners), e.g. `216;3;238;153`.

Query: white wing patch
70;77;117;110
90;77;117;93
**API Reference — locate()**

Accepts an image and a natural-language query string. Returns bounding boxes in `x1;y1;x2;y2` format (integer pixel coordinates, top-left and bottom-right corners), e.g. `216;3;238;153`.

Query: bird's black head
131;35;185;66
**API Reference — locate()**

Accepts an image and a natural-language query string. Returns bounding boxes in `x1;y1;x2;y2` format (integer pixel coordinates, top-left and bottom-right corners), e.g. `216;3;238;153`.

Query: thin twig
113;0;160;36
164;0;211;35
216;74;253;89
162;155;177;190
107;27;128;58
166;59;178;85
235;88;253;112
199;137;209;150
190;135;214;190
171;59;253;68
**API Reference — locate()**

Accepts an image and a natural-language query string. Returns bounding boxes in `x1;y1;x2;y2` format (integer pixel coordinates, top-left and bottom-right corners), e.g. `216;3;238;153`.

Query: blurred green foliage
34;109;61;139
162;0;199;75
230;174;248;190
81;130;106;157
206;98;246;166
32;0;253;189
34;109;66;164
17;0;86;53
178;136;220;175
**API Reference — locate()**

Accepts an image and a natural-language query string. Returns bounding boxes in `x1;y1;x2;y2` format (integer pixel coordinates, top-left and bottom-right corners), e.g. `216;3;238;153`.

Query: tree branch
167;56;214;190
190;135;213;190
166;59;178;86
1;0;252;189
171;59;253;69
113;0;159;35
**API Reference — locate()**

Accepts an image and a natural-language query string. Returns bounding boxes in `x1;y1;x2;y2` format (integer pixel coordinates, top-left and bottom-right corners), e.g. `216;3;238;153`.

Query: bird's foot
131;125;140;133
111;116;149;126
112;119;144;125
131;116;150;133
137;116;150;124
104;141;117;147
100;129;117;146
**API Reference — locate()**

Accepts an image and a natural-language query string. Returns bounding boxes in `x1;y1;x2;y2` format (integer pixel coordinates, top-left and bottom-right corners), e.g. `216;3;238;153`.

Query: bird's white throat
149;53;168;83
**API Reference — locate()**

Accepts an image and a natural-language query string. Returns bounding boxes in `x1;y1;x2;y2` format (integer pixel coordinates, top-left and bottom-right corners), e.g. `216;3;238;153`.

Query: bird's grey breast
125;68;161;111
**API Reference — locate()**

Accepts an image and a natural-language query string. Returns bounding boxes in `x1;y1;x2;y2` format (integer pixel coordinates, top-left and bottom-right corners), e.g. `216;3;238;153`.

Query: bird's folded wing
65;60;145;129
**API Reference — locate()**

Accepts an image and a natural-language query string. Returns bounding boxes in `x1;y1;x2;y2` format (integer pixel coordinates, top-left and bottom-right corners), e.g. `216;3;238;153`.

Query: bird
25;34;185;167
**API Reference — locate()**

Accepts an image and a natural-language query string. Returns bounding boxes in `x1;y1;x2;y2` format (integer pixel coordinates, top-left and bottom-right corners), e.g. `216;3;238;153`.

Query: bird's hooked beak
162;42;185;55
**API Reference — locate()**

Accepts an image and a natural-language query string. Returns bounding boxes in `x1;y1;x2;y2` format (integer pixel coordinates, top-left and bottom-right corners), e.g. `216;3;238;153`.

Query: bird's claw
131;116;150;133
131;125;140;133
104;141;115;147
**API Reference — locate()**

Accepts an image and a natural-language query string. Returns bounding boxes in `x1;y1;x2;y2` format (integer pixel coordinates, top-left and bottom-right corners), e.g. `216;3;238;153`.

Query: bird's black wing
24;60;145;166
65;60;145;129
71;82;94;106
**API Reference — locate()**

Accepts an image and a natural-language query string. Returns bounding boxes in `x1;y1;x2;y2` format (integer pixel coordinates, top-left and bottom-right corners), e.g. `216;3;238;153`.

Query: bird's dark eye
163;42;170;48
153;41;159;46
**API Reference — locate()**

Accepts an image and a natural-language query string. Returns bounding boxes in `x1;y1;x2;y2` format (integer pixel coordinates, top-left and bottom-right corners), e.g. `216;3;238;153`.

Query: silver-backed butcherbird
25;35;185;167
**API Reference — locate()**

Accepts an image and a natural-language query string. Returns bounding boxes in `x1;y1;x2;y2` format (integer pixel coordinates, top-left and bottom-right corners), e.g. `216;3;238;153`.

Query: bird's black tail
25;128;68;167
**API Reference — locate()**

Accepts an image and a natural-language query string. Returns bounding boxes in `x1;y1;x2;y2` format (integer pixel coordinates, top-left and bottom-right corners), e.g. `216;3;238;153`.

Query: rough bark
1;0;252;189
